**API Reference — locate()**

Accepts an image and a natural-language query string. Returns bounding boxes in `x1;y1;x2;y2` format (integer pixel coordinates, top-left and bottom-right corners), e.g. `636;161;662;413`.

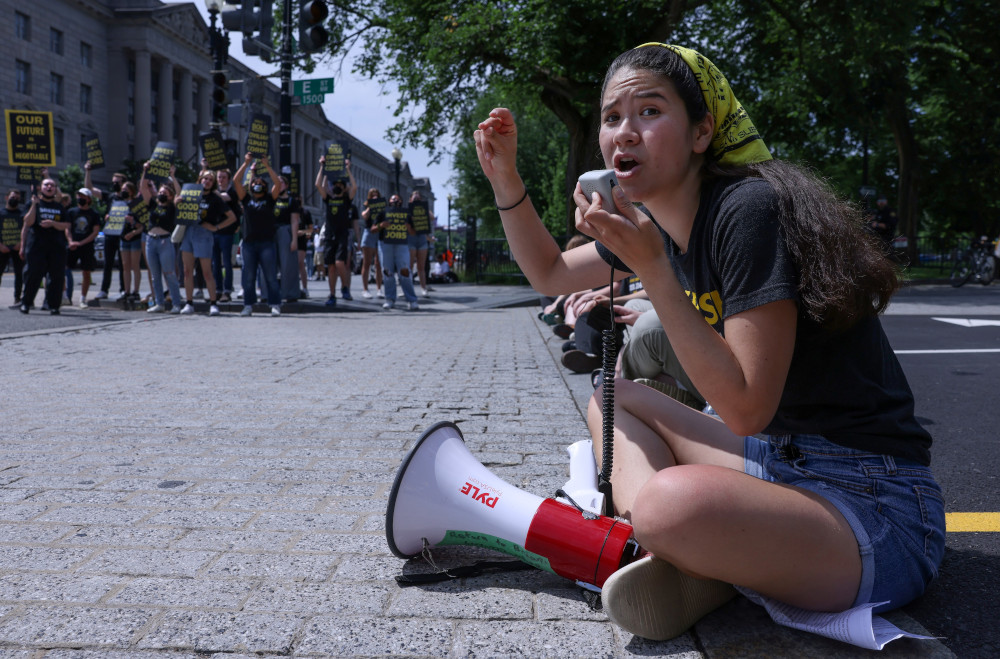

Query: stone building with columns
2;0;433;218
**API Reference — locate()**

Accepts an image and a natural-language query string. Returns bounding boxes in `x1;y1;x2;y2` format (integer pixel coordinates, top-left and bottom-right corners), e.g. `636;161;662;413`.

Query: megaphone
386;421;640;589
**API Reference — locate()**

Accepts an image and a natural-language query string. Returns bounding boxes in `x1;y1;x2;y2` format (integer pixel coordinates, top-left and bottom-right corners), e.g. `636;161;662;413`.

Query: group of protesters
1;153;453;316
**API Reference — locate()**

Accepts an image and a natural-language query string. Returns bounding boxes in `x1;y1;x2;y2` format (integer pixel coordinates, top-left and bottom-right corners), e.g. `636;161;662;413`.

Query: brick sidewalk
0;291;950;657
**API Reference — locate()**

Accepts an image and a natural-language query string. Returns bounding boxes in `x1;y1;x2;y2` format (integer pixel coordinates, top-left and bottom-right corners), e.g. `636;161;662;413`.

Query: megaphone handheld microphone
387;250;631;588
386;421;640;589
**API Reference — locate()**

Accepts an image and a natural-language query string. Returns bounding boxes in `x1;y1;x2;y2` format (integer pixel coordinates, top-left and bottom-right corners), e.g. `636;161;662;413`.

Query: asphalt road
883;291;1000;658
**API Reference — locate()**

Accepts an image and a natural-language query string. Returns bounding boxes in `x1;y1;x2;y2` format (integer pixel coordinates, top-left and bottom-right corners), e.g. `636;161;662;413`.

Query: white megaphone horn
386;421;641;589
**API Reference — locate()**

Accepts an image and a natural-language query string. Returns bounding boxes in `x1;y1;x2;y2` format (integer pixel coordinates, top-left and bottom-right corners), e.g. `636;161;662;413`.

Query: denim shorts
120;237;142;252
407;233;429;250
744;433;945;612
180;224;213;259
361;229;379;249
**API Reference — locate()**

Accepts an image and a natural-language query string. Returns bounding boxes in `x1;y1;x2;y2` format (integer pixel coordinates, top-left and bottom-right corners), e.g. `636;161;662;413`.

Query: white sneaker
180;303;195;315
209;304;220;316
301;289;309;298
169;306;181;314
236;289;244;299
240;306;253;317
147;304;165;313
79;298;88;309
94;291;108;300
194;289;204;299
397;290;404;298
382;301;394;309
420;288;429;297
408;301;420;311
376;288;384;299
362;290;372;299
601;555;736;641
270;306;281;317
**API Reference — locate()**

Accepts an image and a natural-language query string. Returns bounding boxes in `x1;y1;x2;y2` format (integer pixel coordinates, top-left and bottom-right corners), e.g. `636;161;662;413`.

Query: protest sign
246;114;271;159
84;134;105;169
409;200;431;234
199;131;228;170
323;140;350;181
146;141;177;186
103;200;130;237
5;110;55;167
175;183;203;226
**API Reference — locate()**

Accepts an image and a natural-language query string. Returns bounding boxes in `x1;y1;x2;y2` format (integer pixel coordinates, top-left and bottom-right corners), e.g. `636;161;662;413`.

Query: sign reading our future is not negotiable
5;110;55;167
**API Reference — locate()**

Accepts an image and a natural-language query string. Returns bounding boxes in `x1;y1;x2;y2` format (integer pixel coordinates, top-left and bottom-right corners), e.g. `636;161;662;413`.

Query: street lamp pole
446;194;452;253
278;0;292;169
391;147;402;197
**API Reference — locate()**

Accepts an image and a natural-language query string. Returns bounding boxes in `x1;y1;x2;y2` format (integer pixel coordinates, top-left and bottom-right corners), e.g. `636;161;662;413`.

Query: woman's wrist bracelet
496;188;528;212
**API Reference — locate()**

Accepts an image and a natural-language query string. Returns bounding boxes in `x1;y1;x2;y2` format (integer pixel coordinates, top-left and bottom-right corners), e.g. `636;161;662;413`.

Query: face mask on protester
251;183;265;194
157;193;170;203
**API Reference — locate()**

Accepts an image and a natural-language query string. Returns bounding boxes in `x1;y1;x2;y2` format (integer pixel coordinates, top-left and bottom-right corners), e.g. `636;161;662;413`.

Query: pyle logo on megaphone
461;481;500;508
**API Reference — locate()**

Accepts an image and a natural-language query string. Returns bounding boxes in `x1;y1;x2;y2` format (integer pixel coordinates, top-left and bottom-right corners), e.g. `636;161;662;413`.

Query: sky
174;1;457;218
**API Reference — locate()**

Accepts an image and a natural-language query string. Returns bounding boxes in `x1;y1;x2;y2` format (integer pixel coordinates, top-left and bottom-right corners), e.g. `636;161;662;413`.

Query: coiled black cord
598;264;616;517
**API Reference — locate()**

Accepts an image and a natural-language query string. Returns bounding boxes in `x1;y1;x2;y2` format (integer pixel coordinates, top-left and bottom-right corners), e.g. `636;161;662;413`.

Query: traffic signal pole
279;0;293;169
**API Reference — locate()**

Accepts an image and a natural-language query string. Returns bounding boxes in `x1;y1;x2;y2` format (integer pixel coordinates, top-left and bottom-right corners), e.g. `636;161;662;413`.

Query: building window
15;12;30;41
50;73;64;105
50;28;63;55
54;127;64;157
16;60;30;95
80;84;92;114
80;134;89;161
81;42;92;68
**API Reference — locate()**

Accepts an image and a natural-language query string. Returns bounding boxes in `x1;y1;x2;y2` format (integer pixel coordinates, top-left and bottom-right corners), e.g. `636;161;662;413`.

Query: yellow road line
946;513;1000;532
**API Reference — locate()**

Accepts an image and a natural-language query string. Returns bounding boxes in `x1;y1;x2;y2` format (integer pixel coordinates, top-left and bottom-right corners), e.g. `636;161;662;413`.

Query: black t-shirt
66;207;101;243
217;185;242;236
274;195;301;226
596;176;931;465
199;192;229;226
239;192;277;242
324;194;353;235
381;206;412;245
1;207;24;248
297;208;313;251
148;204;177;234
29;199;68;246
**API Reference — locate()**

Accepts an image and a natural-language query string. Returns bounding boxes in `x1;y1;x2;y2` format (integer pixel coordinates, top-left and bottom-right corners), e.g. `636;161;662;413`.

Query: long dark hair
603;46;899;329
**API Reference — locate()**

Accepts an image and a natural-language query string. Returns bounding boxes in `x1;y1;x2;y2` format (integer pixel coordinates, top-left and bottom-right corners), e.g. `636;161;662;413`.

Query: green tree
715;0;1000;260
320;0;708;234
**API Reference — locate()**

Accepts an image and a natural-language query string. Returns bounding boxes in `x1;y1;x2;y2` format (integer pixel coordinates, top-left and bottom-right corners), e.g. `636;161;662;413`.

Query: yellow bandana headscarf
635;43;771;166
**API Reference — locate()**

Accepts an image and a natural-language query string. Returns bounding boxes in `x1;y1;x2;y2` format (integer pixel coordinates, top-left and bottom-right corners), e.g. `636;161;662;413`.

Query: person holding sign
179;170;237;316
116;181;143;303
315;155;358;308
64;189;101;307
19;178;70;314
373;193;418;310
0;190;25;307
274;174;302;302
407;190;436;297
233;153;283;317
360;188;385;299
213;167;242;303
139;168;183;313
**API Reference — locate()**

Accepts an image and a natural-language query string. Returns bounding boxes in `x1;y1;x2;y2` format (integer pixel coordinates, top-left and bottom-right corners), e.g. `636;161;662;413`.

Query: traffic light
298;0;329;54
220;1;253;34
211;70;228;122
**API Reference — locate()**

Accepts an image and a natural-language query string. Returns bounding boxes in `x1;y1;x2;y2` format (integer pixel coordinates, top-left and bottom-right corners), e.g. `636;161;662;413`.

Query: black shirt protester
239;192;277;243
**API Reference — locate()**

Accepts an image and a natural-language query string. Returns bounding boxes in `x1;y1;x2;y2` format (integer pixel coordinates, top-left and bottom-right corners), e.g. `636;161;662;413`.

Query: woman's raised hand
474;108;519;183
